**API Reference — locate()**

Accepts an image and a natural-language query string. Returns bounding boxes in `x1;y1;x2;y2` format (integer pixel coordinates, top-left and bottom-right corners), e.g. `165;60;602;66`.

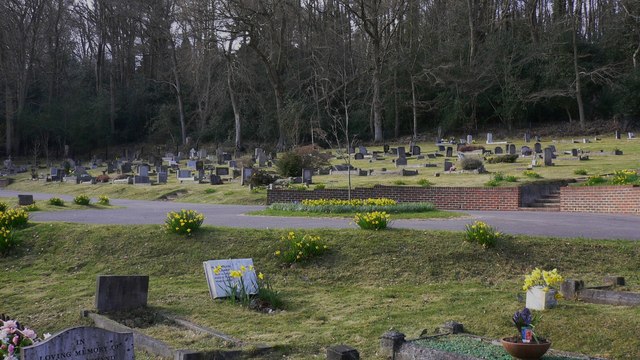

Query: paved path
3;190;639;240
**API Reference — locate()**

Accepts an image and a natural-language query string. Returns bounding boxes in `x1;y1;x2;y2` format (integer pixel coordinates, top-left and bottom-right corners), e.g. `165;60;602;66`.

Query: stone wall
560;185;640;214
267;185;522;210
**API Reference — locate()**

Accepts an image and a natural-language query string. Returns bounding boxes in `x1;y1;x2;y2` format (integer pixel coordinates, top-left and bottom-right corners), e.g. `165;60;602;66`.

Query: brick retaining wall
267;185;521;210
560;185;640;214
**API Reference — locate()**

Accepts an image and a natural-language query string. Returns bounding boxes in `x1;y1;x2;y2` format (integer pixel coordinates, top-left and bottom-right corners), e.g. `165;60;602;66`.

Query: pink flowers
1;318;39;359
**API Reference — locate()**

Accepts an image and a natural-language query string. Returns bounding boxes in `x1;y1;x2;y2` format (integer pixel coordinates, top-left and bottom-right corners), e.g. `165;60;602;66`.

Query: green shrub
574;169;588;176
0;202;8;212
464;221;500;248
165;209;205;235
205;188;216;194
354;211;390;230
486;154;519;164
97;195;110;205
393;180;407;185
523;170;542;179
276;146;331;177
0;227;18;256
0;208;29;229
610;169;639;185
458;156;484;170
585;176;607;186
417;179;433;187
23;203;39;212
274;231;329;264
458;145;485;152
276;152;304;177
505;175;518;182
485;179;501;187
314;183;326;190
48;197;65;206
269;201;434;214
250;169;276;187
74;195;91;205
493;172;505;181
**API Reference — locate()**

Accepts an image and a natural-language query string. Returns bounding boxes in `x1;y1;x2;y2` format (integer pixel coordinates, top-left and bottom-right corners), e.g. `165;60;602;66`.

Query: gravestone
571;149;579;157
210;174;222;185
302;168;313;184
119;163;132;173
521;146;532;156
438;145;446;152
486;132;493;144
395;157;407;167
383;144;390;153
18;194;34;206
534;142;542;153
402;169;418;176
446;147;453;157
412;146;421;156
177;169;192;180
187;160;197;169
467;135;473;144
354;153;364;160
190;148;197;159
241;167;254;186
215;167;230;176
203;258;258;299
397;147;406;158
427;153;436;159
229;160;237;168
358;145;367;155
196;161;204;171
138;165;149;177
75;166;87;175
197;149;207;159
95;275;149;312
157;172;168;184
21;327;134;360
444;160;453;172
257;152;267;167
133;175;150;185
217;155;226;165
543;147;554;166
223;153;232;161
508;144;516;155
358;169;368;176
107;163;116;173
494;146;503;155
629;132;636;139
524;132;531;143
615;131;620;140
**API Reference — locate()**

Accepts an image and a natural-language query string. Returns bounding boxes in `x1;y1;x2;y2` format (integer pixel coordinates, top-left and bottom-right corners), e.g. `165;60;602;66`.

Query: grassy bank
2;223;639;359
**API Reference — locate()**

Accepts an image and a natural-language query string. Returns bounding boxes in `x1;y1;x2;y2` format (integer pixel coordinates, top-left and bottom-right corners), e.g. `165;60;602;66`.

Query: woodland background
1;0;639;156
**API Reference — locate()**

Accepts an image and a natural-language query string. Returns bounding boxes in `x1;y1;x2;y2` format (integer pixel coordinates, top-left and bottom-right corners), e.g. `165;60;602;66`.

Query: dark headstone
521;146;532;156
397;147;406;158
524;132;531;143
438;145;446;152
383;144;390;153
412;146;421;156
571;149;579;157
120;163;132;173
534;142;542;153
196;161;204;170
395;157;407;166
427;153;436;159
241;167;254;186
444;161;453;172
223;153;232;161
543;147;554;166
402;169;418;176
446;147;453;157
95;275;149;313
215;167;230;176
157;172;168;184
229;160;237;168
18;194;34;206
22;327;134;360
327;345;360;360
508;144;516;155
133;175;150;185
494;146;503;155
210;174;222;185
354;153;364;160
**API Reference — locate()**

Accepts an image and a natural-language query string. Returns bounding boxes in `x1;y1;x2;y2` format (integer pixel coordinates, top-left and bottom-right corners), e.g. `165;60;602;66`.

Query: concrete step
518;206;561;212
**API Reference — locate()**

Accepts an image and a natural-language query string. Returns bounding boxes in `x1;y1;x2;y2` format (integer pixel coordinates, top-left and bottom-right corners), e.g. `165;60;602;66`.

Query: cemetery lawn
248;208;465;219
2;223;639;359
0;197;118;212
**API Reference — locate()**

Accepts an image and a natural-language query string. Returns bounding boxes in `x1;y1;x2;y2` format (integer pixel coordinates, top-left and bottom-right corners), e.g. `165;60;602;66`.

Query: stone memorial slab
543;147;554;166
534;142;542;153
494;146;503;155
203;259;258;299
187;160;197;169
177;170;192;180
229;160;237;168
508;144;516;155
95;275;149;313
438;145;446;152
74;166;87;175
486;132;493;144
524;132;531;142
133;175;150;185
257;152;267;167
521;146;532;156
358;146;367;154
402;169;418;176
444;160;453;172
119;163;132;173
445;147;453;157
138;165;149;177
157;172;168;184
223;153;232;161
210;175;222;185
354;153;364;160
397;147;406;158
412;146;421;156
466;135;473;144
571;149;579;157
395;157;408;167
241;167;254;186
21;326;134;360
215;167;230;176
18;194;34;206
197;149;207;159
427;153;436;159
302;168;313;184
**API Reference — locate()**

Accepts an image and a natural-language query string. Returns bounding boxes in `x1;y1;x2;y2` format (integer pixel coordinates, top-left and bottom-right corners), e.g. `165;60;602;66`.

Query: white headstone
22;327;134;360
203;258;258;299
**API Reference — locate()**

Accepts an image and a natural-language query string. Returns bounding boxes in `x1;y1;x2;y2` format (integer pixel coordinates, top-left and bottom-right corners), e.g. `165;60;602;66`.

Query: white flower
22;328;37;339
43;332;52;339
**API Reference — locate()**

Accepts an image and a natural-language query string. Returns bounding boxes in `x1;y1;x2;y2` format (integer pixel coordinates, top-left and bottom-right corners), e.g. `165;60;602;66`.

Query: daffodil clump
0;208;29;229
302;198;397;207
48;197;65;206
523;268;564;294
353;211;390;230
522;170;542;178
97;195;110;205
164;209;205;235
274;231;329;264
463;221;500;248
0;227;16;256
212;264;282;309
0;202;7;212
610;169;639;185
73;194;91;205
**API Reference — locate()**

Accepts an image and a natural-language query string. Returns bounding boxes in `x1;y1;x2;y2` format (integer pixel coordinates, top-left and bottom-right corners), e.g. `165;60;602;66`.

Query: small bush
523;170;542;179
0;202;7;212
314;183;326;190
274;231;329;264
49;197;65;206
485;179;501;187
458;145;485;152
74;195;91;205
393;180;407;185
0;208;29;229
204;188;216;194
97;195;110;205
250;169;276;187
0;227;17;256
584;175;607;186
23;203;39;212
505;175;518;182
574;169;588;175
464;221;500;248
610;169;639;185
493;172;505;181
165;209;205;235
303;198;397;207
270;200;434;214
417;179;433;187
458;157;484;170
354;211;390;230
255;273;284;310
276;146;331;177
486;154;519;164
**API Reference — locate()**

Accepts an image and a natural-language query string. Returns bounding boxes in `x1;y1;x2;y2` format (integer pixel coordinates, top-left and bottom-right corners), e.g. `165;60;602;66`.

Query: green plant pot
501;337;551;360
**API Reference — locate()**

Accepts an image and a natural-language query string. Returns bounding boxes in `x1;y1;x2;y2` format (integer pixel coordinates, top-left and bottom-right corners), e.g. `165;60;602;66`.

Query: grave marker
95;275;149;312
444;160;453;172
241;167;254;186
466;135;473;144
571;149;578;157
486;132;493;144
543;147;554;166
138;165;149;177
395;157;407;167
521;146;532;156
494;146;503;155
354;153;364;160
21;327;134;360
446;147;453;157
412;146;421;156
203;259;258;299
215;167;230;176
302;169;313;184
157;172;168;184
358;146;367;155
210;174;222;185
615;131;620;140
534;142;542;153
508;144;516;155
397;147;406;158
524;132;531;143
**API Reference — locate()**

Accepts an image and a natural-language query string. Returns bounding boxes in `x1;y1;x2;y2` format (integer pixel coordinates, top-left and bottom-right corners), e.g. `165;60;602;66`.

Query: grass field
2;223;639;359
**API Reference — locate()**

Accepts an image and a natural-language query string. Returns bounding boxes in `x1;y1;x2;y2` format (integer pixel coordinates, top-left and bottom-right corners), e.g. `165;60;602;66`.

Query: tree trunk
169;40;186;145
393;68;399;138
372;54;384;142
572;0;586;129
109;70;116;134
227;62;242;151
411;76;418;139
5;84;14;155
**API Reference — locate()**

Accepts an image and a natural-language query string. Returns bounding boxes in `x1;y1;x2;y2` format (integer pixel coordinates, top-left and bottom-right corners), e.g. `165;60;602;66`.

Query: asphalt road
3;190;639;240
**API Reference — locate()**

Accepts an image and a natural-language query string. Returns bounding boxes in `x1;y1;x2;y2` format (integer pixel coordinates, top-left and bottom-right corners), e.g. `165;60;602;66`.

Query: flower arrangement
73;194;91;205
97;195;110;205
164;209;205;235
353;211;390;230
0;202;7;212
48;197;65;206
0;318;41;360
523;268;564;294
0;209;29;229
464;221;500;248
610;169;638;185
522;170;542;179
274;231;328;264
0;227;16;256
500;307;551;359
212;264;282;310
302;198;397;207
511;308;543;343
